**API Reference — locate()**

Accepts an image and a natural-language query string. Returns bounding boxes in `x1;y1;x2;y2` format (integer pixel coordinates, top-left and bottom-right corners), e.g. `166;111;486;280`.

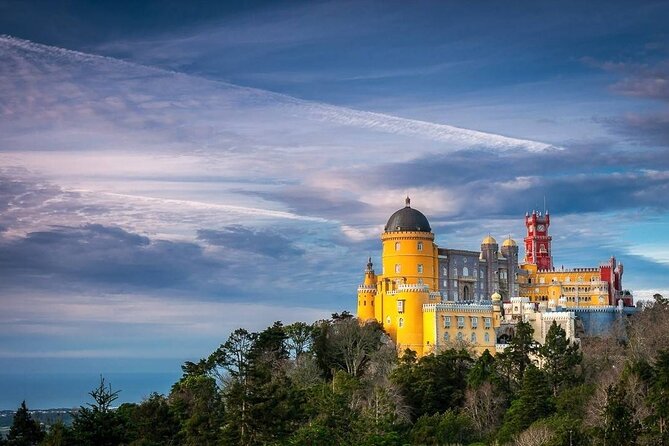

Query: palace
356;198;635;356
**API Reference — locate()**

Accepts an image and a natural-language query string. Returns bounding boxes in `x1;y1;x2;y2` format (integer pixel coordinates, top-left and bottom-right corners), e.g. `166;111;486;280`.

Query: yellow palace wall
519;264;609;307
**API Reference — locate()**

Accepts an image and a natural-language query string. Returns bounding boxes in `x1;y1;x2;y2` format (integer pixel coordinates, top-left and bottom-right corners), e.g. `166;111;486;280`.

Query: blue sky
1;0;669;407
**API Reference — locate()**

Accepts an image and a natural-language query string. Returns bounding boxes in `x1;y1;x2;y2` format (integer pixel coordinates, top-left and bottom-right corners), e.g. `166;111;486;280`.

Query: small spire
405;196;411;207
366;257;373;272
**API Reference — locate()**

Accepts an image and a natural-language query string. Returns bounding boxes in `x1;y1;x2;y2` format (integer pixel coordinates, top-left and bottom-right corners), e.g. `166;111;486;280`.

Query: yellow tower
376;197;439;355
357;257;377;321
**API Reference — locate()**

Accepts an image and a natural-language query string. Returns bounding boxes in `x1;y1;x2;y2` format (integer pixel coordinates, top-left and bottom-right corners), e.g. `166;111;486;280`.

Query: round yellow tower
378;197;438;356
381;197;437;290
357;257;377;321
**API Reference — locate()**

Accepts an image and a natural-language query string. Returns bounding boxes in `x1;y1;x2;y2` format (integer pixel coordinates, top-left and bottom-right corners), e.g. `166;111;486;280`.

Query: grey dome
384;197;432;232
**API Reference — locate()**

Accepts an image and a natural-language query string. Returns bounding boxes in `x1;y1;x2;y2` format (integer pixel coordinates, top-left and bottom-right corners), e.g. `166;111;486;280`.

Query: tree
467;349;497;388
5;401;44;446
122;393;179;446
38;419;72;446
409;410;475;445
498;365;554;442
539;321;582;396
70;377;125;446
329;318;385;377
497;321;539;391
285;322;315;359
648;350;669;439
599;383;640;445
392;348;473;420
169;374;224;446
208;328;256;444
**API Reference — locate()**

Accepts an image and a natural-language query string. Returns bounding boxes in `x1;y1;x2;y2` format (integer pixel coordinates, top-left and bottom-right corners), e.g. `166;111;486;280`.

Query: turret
481;235;500;296
357;258;377;321
523;210;553;270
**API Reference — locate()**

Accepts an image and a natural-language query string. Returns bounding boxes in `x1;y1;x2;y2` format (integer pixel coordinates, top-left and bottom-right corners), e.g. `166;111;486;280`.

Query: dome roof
482;235;497;245
491;292;502;301
384;197;431;232
502;237;517;247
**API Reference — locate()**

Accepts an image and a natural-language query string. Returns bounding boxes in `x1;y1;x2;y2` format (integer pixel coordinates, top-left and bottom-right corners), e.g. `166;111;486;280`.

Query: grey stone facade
438;237;520;303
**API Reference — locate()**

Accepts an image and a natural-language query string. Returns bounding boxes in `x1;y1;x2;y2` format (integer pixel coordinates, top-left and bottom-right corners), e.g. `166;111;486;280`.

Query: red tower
524;210;553;270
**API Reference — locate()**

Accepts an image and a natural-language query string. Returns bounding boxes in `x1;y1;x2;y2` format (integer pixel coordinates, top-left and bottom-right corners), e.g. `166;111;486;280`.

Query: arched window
395;242;401;251
395;264;401;273
398;318;404;328
463;286;470;300
457;332;463;341
471;332;477;343
444;333;450;342
463;267;469;276
417;241;423;251
484;332;490;343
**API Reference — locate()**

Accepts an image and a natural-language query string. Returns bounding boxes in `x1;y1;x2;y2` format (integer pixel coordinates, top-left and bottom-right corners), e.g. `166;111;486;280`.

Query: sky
1;0;669;408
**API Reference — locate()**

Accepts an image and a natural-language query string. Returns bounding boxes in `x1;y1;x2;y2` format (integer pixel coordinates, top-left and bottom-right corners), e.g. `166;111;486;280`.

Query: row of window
395;264;424;273
395;241;424;251
444;332;491;343
537;275;598;284
443;316;492;329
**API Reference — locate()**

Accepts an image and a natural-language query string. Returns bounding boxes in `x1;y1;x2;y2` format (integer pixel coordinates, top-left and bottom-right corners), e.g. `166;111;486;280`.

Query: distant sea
0;372;182;410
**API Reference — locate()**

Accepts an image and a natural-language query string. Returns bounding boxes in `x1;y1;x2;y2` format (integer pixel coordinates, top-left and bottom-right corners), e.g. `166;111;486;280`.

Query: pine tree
600;383;640;445
70;377;125;446
540;321;582;395
497;365;554;442
648;350;669;439
5;401;44;446
496;321;538;391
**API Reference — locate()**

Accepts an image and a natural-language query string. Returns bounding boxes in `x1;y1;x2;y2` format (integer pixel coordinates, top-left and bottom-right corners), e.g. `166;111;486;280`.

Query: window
395;242;400;251
398;318;404;328
457;332;464;341
471;332;477;343
443;267;448;275
463;267;469;276
386;316;391;325
417;241;423;251
457;316;465;328
397;300;405;313
539;277;545;284
444;316;451;328
395;264;401;273
484;332;490;343
417;278;423;285
363;300;366;306
471;317;478;328
417;264;424;274
443;280;448;287
484;317;491;329
444;333;450;342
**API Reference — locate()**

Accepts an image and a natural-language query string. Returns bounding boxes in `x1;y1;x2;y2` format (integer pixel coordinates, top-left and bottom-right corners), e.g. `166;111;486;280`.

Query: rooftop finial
405;196;411;207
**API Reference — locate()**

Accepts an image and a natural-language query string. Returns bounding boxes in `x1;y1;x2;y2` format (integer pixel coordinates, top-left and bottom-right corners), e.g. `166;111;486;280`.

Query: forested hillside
4;296;669;446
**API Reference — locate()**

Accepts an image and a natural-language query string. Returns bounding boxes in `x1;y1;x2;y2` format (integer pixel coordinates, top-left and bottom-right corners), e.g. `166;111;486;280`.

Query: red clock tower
524;210;553;270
